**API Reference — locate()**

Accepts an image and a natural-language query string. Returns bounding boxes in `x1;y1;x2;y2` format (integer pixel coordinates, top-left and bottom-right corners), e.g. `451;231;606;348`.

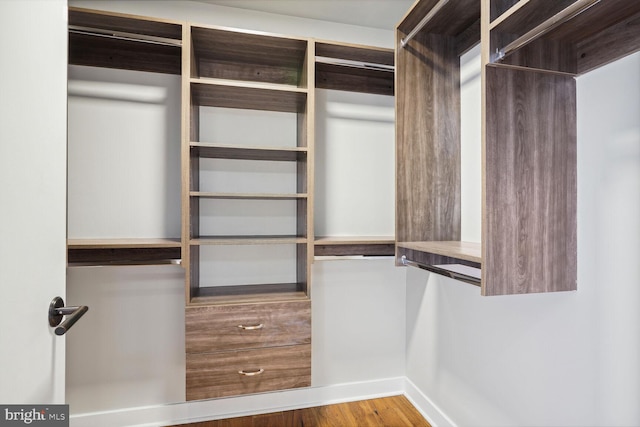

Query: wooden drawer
186;344;311;400
186;300;311;353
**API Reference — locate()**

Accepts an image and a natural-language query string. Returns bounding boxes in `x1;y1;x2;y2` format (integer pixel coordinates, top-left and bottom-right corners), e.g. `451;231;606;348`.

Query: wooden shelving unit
67;8;183;267
396;0;640;295
313;41;396;257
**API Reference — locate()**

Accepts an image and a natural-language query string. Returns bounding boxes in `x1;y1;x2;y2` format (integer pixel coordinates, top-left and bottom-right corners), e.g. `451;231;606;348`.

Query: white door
0;0;68;403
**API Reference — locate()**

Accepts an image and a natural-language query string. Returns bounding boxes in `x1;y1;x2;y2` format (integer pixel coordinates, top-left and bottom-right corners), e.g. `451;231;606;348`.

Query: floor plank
172;395;430;427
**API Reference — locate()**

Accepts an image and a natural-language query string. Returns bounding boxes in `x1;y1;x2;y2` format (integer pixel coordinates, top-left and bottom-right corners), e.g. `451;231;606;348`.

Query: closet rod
315;56;395;72
400;255;481;286
69;25;182;47
400;0;450;48
495;0;600;61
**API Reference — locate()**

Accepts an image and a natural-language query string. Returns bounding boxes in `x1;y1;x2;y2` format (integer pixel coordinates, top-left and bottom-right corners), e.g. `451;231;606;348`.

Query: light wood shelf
314;236;395;257
189;283;309;306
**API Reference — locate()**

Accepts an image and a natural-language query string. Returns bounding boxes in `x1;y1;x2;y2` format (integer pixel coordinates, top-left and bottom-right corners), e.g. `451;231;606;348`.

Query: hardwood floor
172;395;431;427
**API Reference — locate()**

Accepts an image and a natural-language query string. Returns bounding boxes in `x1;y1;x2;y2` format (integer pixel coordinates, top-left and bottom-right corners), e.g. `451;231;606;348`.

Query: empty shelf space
191;191;307;200
190;283;309;305
191;80;307;112
68;8;182;74
67;238;181;266
191;26;308;86
190;236;307;245
191;142;307;161
398;241;481;265
314;236;395;257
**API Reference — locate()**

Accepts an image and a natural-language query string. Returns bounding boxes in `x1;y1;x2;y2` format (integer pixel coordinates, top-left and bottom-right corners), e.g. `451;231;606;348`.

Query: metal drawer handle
237;323;264;330
238;368;264;376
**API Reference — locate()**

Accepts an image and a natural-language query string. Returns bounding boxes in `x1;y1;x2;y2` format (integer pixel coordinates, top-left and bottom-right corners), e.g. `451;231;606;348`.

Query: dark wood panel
69;33;181;75
315;42;394;65
498;38;577;74
171;395;431;427
484;66;577;295
69;7;182;39
490;0;575;35
315;63;394;96
186;344;311;400
192;143;307;162
395;31;461;245
197;60;301;86
186;300;310;353
576;10;640;75
68;246;181;265
398;0;479;37
490;0;520;23
191;82;307;113
314;243;395;257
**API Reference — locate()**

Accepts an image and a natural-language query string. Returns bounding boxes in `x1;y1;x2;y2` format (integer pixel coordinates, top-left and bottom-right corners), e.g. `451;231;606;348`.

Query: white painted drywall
405;49;640;426
66;0;404;417
0;0;68;404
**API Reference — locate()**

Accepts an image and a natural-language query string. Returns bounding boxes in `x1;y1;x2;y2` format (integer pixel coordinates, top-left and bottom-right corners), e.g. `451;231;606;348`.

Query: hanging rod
400;0;450;48
69;25;182;47
401;255;481;286
495;0;601;62
315;56;395;72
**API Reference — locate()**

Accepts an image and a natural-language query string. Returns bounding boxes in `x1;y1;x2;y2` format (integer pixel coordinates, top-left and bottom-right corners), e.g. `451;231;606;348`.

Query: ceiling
194;0;415;30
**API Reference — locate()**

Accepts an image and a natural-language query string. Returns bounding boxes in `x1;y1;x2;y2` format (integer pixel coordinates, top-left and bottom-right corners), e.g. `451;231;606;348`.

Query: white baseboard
70;377;405;427
404;378;456;427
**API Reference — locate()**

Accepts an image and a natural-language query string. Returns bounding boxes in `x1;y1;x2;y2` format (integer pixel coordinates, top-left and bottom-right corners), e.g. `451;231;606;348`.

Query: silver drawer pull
238;368;264;376
237;323;264;330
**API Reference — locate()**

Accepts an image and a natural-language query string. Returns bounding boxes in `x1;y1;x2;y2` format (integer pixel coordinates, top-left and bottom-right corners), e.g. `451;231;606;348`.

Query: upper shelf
315;41;394;96
396;0;480;55
490;0;640;74
67;238;182;266
191;25;308;87
68;7;182;75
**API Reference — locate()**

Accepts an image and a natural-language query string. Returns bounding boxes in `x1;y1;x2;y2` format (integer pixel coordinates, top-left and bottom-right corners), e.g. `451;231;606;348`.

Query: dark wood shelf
314;236;395;257
191;25;308;87
67;238;181;266
68;7;182;75
191;142;307;161
397;0;479;40
191;79;307;112
190;191;307;200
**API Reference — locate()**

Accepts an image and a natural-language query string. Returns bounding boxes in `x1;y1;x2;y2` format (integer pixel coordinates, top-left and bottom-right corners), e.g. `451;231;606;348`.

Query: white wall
405;49;640;426
66;0;404;420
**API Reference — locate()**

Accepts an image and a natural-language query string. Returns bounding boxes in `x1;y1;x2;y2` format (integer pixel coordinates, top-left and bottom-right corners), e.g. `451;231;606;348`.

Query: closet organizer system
66;8;394;400
396;0;640;295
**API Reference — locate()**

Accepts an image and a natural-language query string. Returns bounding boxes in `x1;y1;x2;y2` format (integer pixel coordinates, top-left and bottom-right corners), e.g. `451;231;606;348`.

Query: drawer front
186;344;311;400
186;300;311;353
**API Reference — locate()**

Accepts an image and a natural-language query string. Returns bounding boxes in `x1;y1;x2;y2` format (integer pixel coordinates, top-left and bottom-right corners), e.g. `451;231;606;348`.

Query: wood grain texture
186;344;311;400
484;66;577;295
191;143;307;162
395;31;461;246
576;9;640;75
191;26;307;86
186;300;310;353
190;192;307;200
191;81;307;113
398;241;481;264
489;0;575;33
397;0;479;37
190;283;308;306
314;236;395;257
69;7;182;38
190;236;307;245
315;42;394;66
67;246;181;265
172;395;431;427
315;63;394;96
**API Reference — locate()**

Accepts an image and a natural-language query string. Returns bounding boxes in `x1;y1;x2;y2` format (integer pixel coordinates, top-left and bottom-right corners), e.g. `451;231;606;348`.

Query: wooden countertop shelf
190;283;309;305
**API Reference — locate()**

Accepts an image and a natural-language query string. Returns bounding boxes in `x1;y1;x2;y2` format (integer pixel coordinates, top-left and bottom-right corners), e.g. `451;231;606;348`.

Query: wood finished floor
172;395;431;427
